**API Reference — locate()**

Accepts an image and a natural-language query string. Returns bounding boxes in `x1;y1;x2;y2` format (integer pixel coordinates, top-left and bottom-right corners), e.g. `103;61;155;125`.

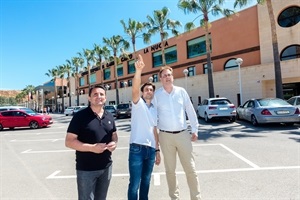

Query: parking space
1;115;299;199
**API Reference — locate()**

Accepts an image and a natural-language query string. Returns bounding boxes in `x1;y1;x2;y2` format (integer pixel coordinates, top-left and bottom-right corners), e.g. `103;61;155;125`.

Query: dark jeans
76;165;112;200
128;143;156;200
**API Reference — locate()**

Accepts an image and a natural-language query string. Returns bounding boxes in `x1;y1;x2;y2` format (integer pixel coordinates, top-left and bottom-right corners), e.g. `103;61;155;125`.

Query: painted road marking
47;166;300;180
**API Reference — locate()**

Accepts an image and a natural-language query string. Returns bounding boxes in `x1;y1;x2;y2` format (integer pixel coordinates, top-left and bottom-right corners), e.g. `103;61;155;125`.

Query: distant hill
0;90;22;98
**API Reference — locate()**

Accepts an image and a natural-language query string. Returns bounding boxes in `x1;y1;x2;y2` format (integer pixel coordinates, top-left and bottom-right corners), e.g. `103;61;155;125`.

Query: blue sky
0;0;256;90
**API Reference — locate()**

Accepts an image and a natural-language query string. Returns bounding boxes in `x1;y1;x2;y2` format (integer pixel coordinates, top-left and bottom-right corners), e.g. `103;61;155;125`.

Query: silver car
197;97;236;122
287;96;300;109
236;98;300;126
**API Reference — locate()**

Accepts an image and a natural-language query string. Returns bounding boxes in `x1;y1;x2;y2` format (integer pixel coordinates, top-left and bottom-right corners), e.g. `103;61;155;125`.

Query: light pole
123;81;127;103
51;96;54;113
183;69;188;90
57;95;60;113
40;89;44;113
236;58;243;105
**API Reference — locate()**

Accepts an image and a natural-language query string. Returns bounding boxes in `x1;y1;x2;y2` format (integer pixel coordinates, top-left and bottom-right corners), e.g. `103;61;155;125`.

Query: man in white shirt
153;66;201;200
127;55;161;200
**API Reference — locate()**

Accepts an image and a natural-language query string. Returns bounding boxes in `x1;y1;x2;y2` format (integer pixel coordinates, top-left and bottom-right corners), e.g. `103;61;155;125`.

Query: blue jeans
76;165;112;200
128;143;156;200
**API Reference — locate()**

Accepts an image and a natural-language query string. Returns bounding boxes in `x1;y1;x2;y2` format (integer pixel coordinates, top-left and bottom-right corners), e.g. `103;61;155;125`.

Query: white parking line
47;165;300;180
11;138;64;142
193;143;260;168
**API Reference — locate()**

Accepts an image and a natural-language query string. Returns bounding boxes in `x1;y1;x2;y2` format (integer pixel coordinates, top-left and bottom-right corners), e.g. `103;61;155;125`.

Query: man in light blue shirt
127;55;161;200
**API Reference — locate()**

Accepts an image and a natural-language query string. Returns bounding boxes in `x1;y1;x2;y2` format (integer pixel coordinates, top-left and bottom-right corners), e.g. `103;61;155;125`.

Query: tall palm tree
22;85;35;108
45;67;59;112
143;6;182;66
178;0;235;98
72;56;84;106
121;18;145;60
64;60;73;106
93;44;110;84
103;35;130;105
234;0;283;99
57;65;68;113
79;48;94;89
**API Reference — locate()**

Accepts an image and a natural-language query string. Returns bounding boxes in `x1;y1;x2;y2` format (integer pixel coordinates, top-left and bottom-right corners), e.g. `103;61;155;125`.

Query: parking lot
1;114;299;200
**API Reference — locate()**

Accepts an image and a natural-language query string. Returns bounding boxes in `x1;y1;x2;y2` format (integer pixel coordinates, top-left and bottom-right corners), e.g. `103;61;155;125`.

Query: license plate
276;110;290;114
219;108;228;110
120;111;126;114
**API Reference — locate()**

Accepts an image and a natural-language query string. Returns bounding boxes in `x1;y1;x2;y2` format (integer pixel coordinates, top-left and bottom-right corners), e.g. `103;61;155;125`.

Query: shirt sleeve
183;89;199;133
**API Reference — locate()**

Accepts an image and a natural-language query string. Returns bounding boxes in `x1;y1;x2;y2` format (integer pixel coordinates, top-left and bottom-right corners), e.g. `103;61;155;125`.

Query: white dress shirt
153;86;198;133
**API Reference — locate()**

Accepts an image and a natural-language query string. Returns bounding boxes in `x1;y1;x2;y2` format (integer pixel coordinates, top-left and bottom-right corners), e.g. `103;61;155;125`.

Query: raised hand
134;54;145;70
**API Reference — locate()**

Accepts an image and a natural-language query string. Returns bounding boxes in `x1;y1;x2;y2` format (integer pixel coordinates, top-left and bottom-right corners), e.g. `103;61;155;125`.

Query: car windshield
20;108;38;115
258;99;290;106
117;104;129;109
106;106;115;109
211;99;231;105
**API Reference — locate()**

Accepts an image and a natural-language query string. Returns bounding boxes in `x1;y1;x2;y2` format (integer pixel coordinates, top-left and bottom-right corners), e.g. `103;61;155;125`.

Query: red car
0;110;53;130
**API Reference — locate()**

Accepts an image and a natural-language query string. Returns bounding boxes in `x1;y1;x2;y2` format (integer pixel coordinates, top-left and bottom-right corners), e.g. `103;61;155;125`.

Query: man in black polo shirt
65;85;118;200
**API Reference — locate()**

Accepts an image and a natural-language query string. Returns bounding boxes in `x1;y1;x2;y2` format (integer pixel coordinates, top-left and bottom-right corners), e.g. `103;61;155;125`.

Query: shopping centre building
42;0;299;110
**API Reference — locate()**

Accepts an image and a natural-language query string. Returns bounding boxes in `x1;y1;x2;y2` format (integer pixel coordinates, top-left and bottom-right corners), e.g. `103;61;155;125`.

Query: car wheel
230;116;236;122
30;121;39;129
285;122;294;126
251;115;258;126
0;123;3;131
204;113;210;123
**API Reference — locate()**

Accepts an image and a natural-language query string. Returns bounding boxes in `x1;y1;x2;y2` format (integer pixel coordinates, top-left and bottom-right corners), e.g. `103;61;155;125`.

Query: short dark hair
141;82;156;92
88;85;106;96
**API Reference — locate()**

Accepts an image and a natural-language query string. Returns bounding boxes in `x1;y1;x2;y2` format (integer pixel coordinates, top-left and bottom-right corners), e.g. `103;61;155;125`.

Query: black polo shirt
67;106;116;171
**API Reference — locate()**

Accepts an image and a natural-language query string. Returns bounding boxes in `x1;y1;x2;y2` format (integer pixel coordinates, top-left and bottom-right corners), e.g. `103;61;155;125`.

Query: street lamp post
40;89;44;113
236;58;243;106
183;69;188;90
123;81;127;103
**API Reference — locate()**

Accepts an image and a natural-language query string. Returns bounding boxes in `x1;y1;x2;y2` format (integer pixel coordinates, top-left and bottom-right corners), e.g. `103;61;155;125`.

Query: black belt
131;143;152;148
159;129;185;134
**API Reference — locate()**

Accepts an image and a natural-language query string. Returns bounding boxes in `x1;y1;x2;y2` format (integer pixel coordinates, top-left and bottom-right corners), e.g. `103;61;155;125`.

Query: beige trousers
159;130;201;200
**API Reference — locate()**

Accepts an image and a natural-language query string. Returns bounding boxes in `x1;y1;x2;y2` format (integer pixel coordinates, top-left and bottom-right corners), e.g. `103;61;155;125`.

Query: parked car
105;105;117;117
64;107;75;116
73;106;87;115
236;98;300;126
115;103;132;119
287;96;300;109
197;97;236;122
0;110;53;130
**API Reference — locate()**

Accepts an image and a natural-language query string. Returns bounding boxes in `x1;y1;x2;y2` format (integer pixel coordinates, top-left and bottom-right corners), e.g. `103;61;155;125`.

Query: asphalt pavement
1;113;299;200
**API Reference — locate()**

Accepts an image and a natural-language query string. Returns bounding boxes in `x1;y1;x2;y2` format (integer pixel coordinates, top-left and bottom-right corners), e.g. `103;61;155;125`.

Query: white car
287;96;300;109
197;97;236;122
64;107;75;116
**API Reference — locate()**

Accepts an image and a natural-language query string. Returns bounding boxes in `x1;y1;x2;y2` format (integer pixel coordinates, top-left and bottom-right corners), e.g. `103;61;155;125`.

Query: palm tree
143;6;181;66
64;60;73;106
120;18;145;60
103;35;130;105
72;56;84;106
79;48;94;89
178;0;235;98
57;65;68;113
45;67;59;112
93;44;110;84
234;0;283;99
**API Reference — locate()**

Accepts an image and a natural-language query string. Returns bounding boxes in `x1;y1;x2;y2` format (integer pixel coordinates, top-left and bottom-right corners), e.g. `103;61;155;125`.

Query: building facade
61;0;300;108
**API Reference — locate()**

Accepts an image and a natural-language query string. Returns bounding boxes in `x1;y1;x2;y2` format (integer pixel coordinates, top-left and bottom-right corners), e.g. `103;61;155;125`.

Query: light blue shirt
153;86;198;133
130;98;157;148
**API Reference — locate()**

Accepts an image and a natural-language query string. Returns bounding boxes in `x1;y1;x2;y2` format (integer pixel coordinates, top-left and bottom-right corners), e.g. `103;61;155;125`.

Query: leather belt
159;129;185;134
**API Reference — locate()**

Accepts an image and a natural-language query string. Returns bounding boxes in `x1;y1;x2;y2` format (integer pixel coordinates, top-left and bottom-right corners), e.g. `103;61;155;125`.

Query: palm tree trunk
205;22;215;98
266;0;283;99
160;33;166;66
114;54;120;105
